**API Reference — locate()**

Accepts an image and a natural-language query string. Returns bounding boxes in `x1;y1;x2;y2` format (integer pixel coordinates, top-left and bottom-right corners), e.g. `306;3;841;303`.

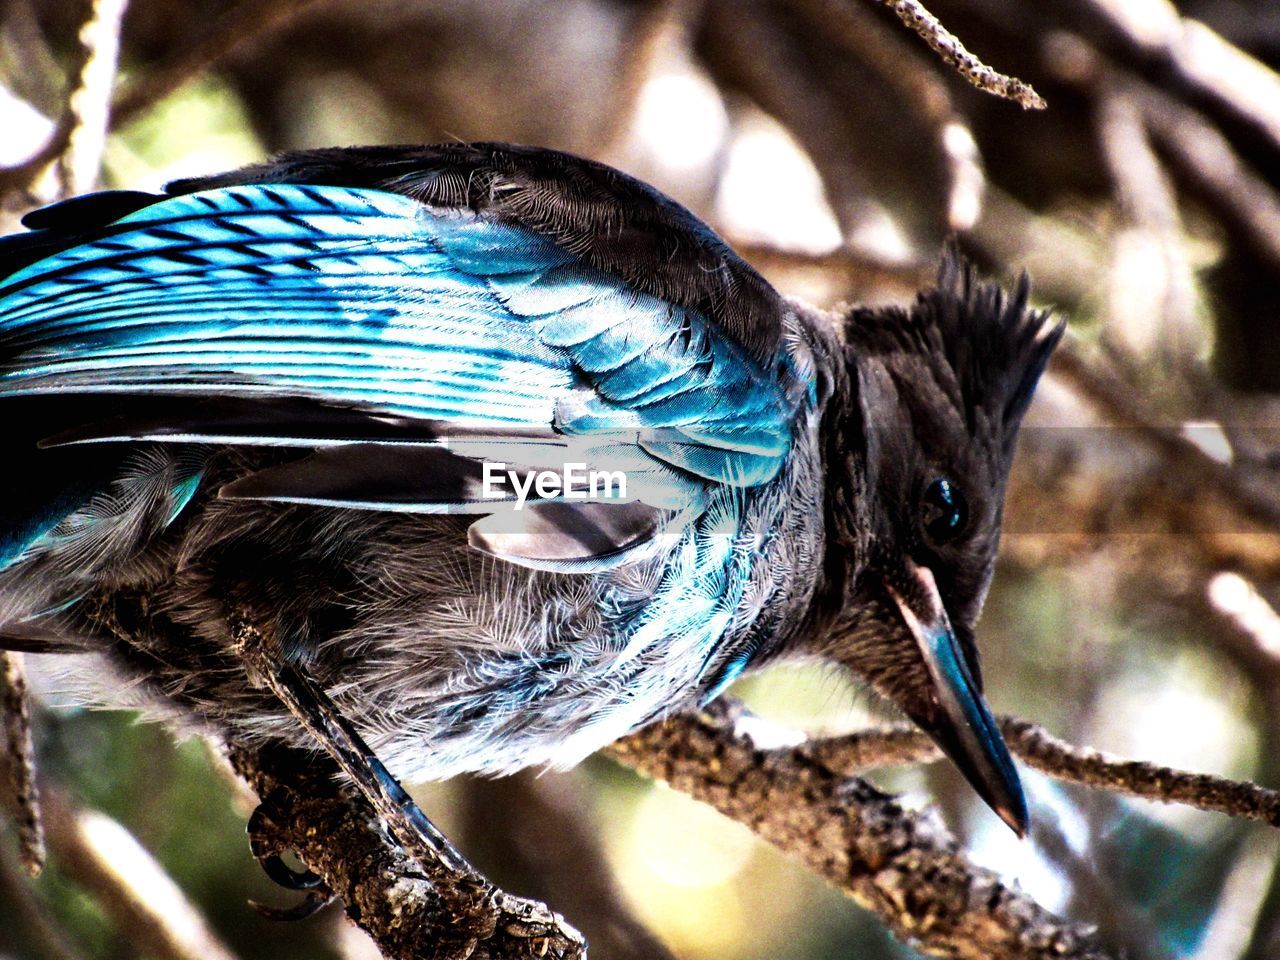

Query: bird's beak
884;561;1028;836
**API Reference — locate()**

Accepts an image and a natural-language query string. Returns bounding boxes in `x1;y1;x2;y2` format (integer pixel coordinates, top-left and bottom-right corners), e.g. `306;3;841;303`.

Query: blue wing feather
0;184;798;517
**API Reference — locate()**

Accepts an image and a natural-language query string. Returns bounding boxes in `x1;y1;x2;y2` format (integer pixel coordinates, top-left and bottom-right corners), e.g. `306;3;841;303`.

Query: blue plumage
0;143;1063;842
0;183;795;518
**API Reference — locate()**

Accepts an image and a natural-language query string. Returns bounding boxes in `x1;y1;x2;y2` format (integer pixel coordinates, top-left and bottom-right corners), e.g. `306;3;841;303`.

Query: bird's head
817;249;1064;834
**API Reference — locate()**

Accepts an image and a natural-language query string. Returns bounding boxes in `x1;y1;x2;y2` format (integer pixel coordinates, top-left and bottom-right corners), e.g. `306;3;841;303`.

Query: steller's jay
0;143;1062;869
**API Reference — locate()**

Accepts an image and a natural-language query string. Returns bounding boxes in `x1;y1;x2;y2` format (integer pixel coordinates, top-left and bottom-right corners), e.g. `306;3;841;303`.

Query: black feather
845;245;1065;450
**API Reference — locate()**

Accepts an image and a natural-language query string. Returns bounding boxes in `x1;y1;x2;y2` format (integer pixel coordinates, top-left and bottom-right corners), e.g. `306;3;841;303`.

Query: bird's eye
922;477;968;545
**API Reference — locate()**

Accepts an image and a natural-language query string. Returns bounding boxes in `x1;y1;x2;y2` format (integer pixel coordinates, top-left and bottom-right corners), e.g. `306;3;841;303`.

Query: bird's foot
248;794;324;890
247;789;334;920
231;612;586;957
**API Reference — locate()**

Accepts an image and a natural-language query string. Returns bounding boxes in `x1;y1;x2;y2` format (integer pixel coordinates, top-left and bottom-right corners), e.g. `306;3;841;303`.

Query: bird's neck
811;337;872;633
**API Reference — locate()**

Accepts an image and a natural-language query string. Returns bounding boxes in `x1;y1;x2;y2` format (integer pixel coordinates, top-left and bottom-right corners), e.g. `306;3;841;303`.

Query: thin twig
1078;0;1280;159
793;0;988;231
0;0;128;195
0;650;44;876
1042;30;1280;278
1005;719;1280;825
1048;341;1280;532
1142;84;1280;276
806;716;1280;827
872;0;1046;109
0;0;329;195
1208;573;1280;673
804;722;935;770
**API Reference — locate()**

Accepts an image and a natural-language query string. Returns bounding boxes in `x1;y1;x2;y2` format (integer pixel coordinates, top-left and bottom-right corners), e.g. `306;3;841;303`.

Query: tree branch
872;0;1045;109
606;700;1109;960
230;744;584;960
0;651;43;876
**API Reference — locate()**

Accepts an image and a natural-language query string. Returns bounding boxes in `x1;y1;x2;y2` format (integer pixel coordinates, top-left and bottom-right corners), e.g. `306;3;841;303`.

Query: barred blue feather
0;184;795;512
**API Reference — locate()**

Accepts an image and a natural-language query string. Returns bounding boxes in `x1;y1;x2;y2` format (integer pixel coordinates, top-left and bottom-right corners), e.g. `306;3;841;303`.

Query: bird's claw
248;792;330;915
249;890;335;922
255;851;324;891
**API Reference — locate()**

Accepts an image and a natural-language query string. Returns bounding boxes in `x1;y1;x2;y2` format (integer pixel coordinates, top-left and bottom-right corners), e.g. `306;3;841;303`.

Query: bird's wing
0;172;803;571
166;142;789;364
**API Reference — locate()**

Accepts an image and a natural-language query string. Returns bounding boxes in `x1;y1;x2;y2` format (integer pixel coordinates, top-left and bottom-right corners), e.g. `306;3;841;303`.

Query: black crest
844;246;1065;451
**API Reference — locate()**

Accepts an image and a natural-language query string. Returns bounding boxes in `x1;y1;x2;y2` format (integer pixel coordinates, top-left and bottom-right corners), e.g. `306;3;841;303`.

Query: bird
0;142;1062;857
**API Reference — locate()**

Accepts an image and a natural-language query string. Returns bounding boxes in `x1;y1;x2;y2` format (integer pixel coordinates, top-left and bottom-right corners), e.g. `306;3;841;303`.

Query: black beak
884;561;1028;836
